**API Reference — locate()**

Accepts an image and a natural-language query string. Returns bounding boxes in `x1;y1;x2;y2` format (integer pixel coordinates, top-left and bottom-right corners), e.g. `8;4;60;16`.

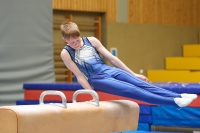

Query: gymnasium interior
0;0;200;133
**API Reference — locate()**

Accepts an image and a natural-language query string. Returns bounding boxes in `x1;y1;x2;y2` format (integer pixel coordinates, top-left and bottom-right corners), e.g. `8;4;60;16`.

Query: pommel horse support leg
0;90;139;133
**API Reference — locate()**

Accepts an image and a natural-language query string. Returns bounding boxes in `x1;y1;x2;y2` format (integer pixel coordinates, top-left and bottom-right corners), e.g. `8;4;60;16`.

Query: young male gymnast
60;21;197;108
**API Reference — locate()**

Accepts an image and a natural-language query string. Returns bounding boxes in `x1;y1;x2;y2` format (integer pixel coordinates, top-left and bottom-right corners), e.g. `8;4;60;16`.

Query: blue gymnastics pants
88;65;181;106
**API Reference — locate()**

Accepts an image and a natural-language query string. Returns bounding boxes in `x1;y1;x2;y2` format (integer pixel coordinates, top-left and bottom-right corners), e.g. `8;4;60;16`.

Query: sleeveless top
64;37;105;78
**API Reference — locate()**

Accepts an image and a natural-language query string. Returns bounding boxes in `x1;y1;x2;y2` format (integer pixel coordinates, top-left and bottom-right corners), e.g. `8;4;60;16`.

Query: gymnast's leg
89;76;193;107
111;67;181;97
111;67;197;100
88;67;194;107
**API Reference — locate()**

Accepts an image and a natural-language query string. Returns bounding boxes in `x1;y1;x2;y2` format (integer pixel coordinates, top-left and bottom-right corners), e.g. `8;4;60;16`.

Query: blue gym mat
151;82;200;94
152;106;200;127
23;83;83;90
137;123;151;131
139;115;152;124
139;105;151;115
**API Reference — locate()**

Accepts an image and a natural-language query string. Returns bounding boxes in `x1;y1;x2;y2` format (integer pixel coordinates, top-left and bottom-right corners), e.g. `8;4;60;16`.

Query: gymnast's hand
135;74;148;82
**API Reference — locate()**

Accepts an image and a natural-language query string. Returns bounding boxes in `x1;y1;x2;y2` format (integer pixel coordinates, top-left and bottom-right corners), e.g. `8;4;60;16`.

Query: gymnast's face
64;36;83;50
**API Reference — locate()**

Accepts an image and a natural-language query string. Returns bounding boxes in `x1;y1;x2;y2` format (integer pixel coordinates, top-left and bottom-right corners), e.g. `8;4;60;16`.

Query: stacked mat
17;82;154;131
137;105;152;131
150;82;200;133
151;106;200;133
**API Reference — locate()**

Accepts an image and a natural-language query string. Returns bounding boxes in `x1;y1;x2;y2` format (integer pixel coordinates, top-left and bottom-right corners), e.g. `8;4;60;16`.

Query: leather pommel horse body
0;90;139;133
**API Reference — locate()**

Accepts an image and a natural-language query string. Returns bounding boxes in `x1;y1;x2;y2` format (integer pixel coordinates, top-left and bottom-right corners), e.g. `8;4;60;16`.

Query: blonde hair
60;21;80;39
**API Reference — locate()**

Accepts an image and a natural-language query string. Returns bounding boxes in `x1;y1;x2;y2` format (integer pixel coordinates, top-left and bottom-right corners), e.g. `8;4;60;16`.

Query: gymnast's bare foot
181;93;197;100
174;98;193;107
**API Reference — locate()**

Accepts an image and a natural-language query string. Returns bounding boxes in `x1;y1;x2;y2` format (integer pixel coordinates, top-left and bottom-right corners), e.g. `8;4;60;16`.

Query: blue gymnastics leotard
64;37;181;106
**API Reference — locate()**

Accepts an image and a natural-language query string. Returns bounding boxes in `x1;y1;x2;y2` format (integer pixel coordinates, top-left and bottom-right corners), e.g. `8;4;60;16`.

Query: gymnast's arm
60;49;94;90
88;37;148;82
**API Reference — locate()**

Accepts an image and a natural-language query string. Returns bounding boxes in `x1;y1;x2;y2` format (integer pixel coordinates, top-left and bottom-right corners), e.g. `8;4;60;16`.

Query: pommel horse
0;90;139;133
